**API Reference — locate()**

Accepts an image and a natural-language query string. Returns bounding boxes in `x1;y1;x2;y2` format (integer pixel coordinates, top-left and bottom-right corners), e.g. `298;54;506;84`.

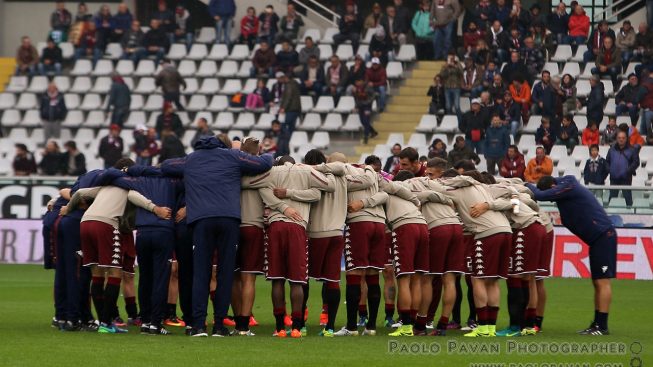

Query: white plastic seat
115;59;134;76
1;109;21;127
522;115;541;134
60;42;74;59
517;134;536;153
5;76;28;93
242;78;258;93
186;43;209;61
183;78;199;95
7;127;29;141
227;130;244;141
124;110;146;128
549;145;568;162
386;62;404;79
341;113;361;132
166;44;187;60
84;110;107;127
543;62;559;77
16;93;38;110
322;113;342;131
199;78;221;95
574;115;588;131
248;130;265;141
300;96;314;113
560;62;581;78
460;97;471;113
551;45;572;62
91;77;112;94
70;76;92;93
27;76;49;93
318;44;333;61
580;62;595;79
311;132;330;149
313;96;334;113
396;44;416;62
229;45;250;61
571;145;590;163
79;94;102;111
92;59;114;76
407;133;427;149
62;110;84;127
237;61;253;78
217;60;238;77
289;131;309;151
303;28;321;42
21;109;42;127
437;115;459;133
624;62;640;77
178;60;197;77
298;113;321;131
187;95;208;112
143;94;164;111
196;27;216;43
576;80;592;97
207;44;229;60
104;43;123;59
356;44;369;59
603;81;614;97
321;27;338;44
70;59;92;76
233;112;256;130
53;76;71;92
213;112;234;130
0;93;16;110
220;79;242;95
134;60;156;76
207;95;229;112
386;133;404;146
334;96;355;113
255;114;275;130
64;93;80;110
416;115;438;132
135;77;157;94
196;60;217;77
129;94;144;110
335;44;354;61
571;45;588;62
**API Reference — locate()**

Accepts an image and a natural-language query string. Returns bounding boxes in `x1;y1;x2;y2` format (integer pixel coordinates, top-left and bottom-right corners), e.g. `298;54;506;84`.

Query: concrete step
417;61;444;70
377;112;423;123
398;86;429;96
405;78;434;88
391;96;431;105
411;69;440;79
385;104;429;114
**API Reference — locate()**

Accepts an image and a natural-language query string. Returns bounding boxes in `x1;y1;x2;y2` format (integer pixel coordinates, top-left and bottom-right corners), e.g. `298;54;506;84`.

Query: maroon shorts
510;223;545;276
429;224;465;274
537;229;555;277
391;223;430;277
385;231;394;266
80;221;121;269
472;233;512;278
236;225;265;274
463;234;475;274
264;221;308;283
344;221;386;271
308;235;344;282
120;232;136;274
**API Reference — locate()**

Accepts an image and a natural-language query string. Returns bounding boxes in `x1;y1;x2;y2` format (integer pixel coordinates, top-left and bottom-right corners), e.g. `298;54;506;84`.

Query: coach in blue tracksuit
43;195;66;327
526;175;617;335
173;193;193;335
161;135;273;337
115;165;183;335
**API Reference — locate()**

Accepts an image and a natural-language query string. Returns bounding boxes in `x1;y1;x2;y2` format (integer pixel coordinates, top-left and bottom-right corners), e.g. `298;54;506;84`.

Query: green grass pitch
0;264;650;366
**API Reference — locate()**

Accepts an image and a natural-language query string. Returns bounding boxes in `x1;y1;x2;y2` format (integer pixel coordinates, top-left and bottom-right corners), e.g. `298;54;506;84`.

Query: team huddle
42;133;617;338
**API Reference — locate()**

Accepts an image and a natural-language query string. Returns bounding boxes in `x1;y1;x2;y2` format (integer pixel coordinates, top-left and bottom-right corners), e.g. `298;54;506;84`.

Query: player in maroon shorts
536;210;554;331
243;155;335;338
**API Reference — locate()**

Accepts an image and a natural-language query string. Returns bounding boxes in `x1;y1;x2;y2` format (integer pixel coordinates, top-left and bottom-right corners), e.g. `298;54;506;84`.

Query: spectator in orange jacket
500;145;526;179
582;121;601;146
618;122;645;147
508;76;531;125
524;146;553;183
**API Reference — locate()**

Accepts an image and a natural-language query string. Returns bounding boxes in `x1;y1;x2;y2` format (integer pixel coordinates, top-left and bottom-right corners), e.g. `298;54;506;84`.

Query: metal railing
593;0;645;22
291;0;340;27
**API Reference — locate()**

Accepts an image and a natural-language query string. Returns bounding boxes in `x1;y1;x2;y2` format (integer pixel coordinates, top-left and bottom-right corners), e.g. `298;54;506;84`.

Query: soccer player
527;175;617;335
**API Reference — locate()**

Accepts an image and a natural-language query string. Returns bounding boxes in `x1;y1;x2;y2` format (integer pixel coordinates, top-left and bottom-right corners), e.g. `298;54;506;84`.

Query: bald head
328;152;347;163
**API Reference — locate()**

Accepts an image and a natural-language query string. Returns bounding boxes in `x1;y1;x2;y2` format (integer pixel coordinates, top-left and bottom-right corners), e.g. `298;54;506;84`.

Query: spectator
646;118;653;145
106;73;131;127
275;41;299;75
98;124;124;168
557;114;580;153
531;70;556;117
67;3;90;49
615;73;643;124
535;116;555;154
471;38;492;66
61;141;86;176
346;55;366;95
278;3;304;43
38;38;63;76
507;0;530;34
299;55;324;97
623;122;645;147
94;5;114;51
364;3;383;33
324;55;349;101
297;36;319;71
509;76;531;125
592;36;622;86
524;146;553;183
461;57;483;98
73;21;101;65
583;144;610;186
353;78;378;144
582;121;601;146
479;90;496;116
333;4;362;53
112;3;133;43
428;138;448;159
530;23;554;55
471;0;493;31
430;0;461;60
586;76;606;127
209;0;236;46
382;4;408;48
143;19;170;66
13;144;37;176
411;0;434;60
500;145;525;179
616;20;636;66
365;57;388;112
50;1;72;42
190;118;214;148
368;27;393;66
602;115;619;145
607;130;640;206
548;2;569;45
462;21;485;57
633;23;653;67
492;0;510;28
521;36;545;79
448;136;481;167
174;4;193;47
484;114;510;175
269;74;284;113
250;40;275;77
15;36;39;76
460;98;488;154
584;20;616;64
152;1;176;43
427;75;446;115
258;5;279;45
121;20;145;64
133;127;160;166
501;51;529;85
497;90;521;140
39;82;67;142
639;68;653;135
439;53;463;115
383;143;402;173
155;102;184;138
486;20;510;64
159;130;186;163
507;27;523;52
277;73;301;156
488;73;507;103
39;140;63;176
245;78;271;111
566;5;590;46
560;73;579;116
240;6;259;50
156;60;186;111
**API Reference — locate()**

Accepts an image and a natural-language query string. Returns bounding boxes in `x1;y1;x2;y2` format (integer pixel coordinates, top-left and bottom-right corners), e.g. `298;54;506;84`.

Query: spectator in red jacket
566;4;590;45
582;121;601;146
365;57;387;112
240;6;259;50
500;145;526;179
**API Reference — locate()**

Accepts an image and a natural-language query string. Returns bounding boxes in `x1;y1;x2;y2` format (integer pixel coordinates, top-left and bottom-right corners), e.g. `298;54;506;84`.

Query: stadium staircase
0;58;16;92
353;61;443;160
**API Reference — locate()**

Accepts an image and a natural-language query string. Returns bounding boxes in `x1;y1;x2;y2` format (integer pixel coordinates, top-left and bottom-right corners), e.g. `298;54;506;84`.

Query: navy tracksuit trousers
175;222;194;325
136;228;174;326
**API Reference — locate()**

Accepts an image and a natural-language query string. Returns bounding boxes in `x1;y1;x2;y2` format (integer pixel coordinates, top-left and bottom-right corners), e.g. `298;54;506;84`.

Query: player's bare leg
121;272;138;324
164;262;182;326
239;272;257;331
